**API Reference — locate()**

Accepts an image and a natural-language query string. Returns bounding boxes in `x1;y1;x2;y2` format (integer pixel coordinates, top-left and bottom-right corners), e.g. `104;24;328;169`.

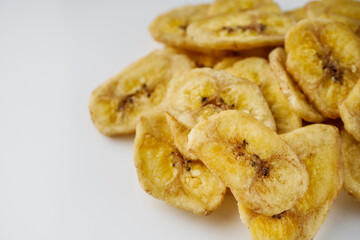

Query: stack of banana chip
89;0;360;239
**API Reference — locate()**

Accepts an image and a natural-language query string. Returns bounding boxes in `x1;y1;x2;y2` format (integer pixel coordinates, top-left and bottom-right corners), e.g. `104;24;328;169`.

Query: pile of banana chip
89;0;360;239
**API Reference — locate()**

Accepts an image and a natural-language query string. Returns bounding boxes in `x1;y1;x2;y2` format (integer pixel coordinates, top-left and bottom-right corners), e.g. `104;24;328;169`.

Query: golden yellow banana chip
285;18;360;119
269;47;325;123
149;4;228;54
238;124;343;240
339;80;360;142
285;7;308;22
88;48;195;136
166;68;276;131
341;129;360;201
188;110;309;216
172;48;229;68
134;112;226;215
306;0;360;21
187;10;295;51
213;56;243;70
221;57;302;133
208;0;281;15
318;13;360;37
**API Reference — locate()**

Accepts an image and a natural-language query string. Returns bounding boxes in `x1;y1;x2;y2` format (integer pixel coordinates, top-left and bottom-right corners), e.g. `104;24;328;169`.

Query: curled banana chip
187;10;295;51
341;129;360;201
222;57;302;133
188;110;309;216
134;112;226;215
88;48;195;136
269;47;325;123
285;18;360;119
339;80;360;142
208;0;281;15
166;68;276;131
166;68;276;159
238;124;343;240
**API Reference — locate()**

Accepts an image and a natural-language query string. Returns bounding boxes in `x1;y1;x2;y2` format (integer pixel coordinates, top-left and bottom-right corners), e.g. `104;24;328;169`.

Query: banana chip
339;79;360;142
222;57;302;133
187;10;295;51
88;48;195;136
188;110;309;216
166;68;276;131
208;0;281;15
134;112;226;215
285;18;360;119
285;7;308;22
341;129;360;201
317;13;360;37
306;0;360;21
238;124;343;240
269;47;325;123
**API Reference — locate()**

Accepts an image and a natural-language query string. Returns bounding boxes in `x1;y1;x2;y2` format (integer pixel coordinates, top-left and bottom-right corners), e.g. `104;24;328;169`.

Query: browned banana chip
208;0;281;15
221;57;302;133
166;68;276;159
88;48;195;136
188;110;309;216
134;112;226;215
306;0;360;21
238;124;343;240
339;79;360;142
341;129;360;201
269;47;325;123
187;10;295;51
285;18;360;119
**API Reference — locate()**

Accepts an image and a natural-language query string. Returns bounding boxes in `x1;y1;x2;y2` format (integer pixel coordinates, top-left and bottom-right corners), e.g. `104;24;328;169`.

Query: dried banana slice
165;68;276;160
149;4;228;54
172;48;228;68
134;112;226;215
238;124;343;240
166;68;276;131
269;47;325;123
187;11;295;51
341;129;360;201
88;48;195;136
306;0;360;21
222;57;302;133
285;7;308;22
208;0;281;15
188;110;309;216
318;13;360;37
285;18;360;119
213;56;243;70
339;80;360;142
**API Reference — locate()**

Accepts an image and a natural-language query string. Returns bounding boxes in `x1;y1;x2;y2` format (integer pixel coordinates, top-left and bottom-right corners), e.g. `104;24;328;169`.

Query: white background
0;0;359;239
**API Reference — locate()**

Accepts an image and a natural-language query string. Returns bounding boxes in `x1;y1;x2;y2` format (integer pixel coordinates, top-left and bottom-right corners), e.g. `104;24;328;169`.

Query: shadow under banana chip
238;124;343;240
134;112;226;215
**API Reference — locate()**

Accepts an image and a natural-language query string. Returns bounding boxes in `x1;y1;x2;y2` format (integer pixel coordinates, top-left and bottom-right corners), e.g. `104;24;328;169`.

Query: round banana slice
187;10;295;51
285;18;360;119
285;7;308;22
166;68;276;131
339;80;360;142
188;110;309;216
221;57;302;133
269;47;325;123
306;0;360;21
134;112;226;215
149;4;229;54
317;14;360;37
88;48;195;136
208;0;281;15
238;124;343;240
341;129;360;201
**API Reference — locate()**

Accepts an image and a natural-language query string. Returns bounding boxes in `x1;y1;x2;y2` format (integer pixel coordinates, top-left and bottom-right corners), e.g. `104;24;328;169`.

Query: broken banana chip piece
341;129;360;201
269;47;325;123
188;110;309;216
339;79;360;142
88;48;195;136
208;0;281;15
166;68;276;131
285;18;360;119
187;10;295;51
134;112;226;215
239;124;343;240
222;57;302;133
